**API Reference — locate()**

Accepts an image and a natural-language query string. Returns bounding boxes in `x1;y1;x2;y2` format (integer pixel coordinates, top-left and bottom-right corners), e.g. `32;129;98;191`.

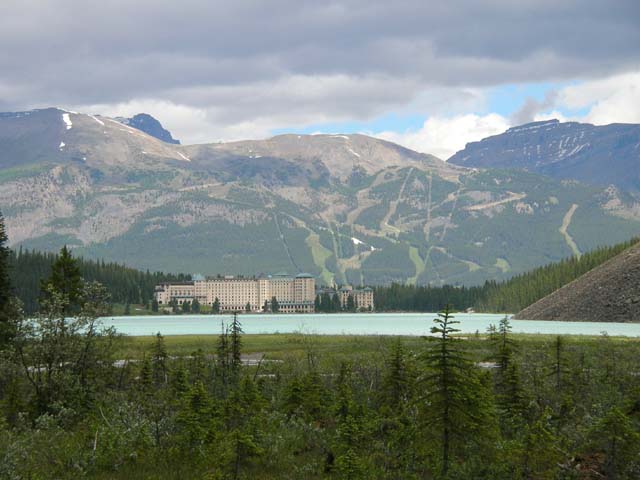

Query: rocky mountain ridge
448;119;640;192
1;108;640;286
115;113;180;144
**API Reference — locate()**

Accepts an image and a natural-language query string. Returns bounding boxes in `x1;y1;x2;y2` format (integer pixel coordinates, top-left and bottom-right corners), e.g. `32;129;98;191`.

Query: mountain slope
2;108;640;286
448;119;640;192
515;241;640;322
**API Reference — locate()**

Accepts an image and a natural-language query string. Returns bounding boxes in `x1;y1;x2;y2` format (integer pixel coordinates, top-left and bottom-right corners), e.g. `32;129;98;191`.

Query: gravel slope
515;242;640;322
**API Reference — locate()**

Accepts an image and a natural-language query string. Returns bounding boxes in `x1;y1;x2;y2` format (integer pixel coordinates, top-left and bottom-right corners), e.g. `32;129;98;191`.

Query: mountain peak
116;113;180;144
449;119;640;192
505;119;560;133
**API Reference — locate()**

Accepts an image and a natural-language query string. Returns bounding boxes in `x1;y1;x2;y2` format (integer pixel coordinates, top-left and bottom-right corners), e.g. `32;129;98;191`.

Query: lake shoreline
99;313;640;337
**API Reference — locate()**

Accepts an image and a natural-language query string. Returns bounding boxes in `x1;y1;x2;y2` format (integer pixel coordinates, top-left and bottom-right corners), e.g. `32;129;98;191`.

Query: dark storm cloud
0;0;638;126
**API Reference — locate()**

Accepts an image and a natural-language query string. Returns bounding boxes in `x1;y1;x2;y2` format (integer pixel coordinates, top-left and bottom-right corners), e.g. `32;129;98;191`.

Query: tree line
8;247;190;314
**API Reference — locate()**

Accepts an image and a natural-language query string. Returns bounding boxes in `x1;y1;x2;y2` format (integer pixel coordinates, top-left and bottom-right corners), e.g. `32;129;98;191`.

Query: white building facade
155;273;315;313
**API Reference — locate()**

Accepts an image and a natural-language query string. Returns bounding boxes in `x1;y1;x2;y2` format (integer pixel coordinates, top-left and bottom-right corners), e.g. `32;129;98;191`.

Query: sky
1;0;639;159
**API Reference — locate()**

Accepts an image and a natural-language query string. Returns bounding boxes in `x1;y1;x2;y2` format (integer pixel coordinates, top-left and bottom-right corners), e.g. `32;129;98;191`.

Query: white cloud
374;113;510;159
556;71;640;124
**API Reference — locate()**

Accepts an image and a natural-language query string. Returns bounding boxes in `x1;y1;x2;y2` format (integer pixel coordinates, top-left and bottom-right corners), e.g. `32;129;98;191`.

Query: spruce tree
42;245;82;315
212;297;220;314
0;212;17;348
271;296;279;313
346;294;356;312
230;312;243;378
182;300;191;313
420;305;492;477
151;332;168;385
332;293;341;312
191;298;200;313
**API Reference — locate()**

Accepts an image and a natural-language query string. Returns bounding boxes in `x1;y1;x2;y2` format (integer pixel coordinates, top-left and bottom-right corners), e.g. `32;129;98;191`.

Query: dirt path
463;191;526;211
560;203;581;258
380;168;413;234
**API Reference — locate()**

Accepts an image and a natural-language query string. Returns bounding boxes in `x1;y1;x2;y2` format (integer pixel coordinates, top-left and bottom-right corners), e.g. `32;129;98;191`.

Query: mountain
448;119;640;192
1;108;640;286
515;241;640;322
116;113;180;144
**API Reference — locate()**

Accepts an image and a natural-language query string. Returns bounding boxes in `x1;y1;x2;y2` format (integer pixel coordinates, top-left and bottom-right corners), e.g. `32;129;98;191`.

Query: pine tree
271;296;279;313
0;212;17;348
381;338;410;409
586;406;640;478
191;298;200;313
182;300;191;313
151;298;159;312
212;297;220;314
42;245;82;315
151;332;168;385
420;305;492;477
230;312;243;379
346;294;356;312
332;293;342;312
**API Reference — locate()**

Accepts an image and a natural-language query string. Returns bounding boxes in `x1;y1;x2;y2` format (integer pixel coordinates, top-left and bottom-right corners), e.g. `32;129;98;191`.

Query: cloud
375;113;510;159
510;90;558;125
530;72;640;125
0;1;638;154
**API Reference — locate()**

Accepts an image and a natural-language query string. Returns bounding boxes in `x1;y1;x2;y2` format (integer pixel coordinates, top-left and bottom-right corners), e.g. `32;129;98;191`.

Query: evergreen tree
212;297;220;314
420;305;493;477
217;320;230;388
151;298;159;312
181;300;191;314
230;312;243;379
346;294;356;312
151;332;168;385
271;296;279;313
41;245;82;315
245;301;251;312
170;298;179;314
263;299;269;313
314;295;321;312
124;302;131;315
381;338;411;409
191;298;200;313
0;212;17;348
320;292;333;312
332;293;342;312
586;406;640;478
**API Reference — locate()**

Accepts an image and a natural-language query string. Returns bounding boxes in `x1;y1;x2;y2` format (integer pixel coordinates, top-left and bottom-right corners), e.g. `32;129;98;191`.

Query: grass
114;332;640;361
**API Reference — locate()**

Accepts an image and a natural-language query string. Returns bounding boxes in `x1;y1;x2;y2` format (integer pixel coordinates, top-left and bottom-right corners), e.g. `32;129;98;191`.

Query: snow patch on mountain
62;113;72;130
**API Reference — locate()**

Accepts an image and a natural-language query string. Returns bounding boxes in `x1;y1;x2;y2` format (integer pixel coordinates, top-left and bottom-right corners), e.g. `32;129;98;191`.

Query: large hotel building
155;273;316;313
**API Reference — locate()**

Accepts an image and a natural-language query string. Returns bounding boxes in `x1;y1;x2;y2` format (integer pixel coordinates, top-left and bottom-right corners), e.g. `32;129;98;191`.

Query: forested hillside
9;248;190;313
374;238;639;314
477;238;639;313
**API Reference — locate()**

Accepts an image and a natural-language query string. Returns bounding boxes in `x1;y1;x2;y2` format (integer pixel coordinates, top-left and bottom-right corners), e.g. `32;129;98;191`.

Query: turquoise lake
100;313;640;337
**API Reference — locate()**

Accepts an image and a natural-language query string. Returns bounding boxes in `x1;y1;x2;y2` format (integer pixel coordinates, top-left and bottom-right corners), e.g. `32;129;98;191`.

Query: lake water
99;313;640;337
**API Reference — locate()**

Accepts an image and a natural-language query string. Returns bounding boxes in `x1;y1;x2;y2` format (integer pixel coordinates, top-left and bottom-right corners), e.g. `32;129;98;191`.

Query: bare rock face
449;119;640;193
515;242;640;322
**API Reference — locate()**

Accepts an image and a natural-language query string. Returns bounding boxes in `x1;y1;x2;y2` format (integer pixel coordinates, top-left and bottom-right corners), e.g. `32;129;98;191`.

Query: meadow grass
115;331;640;361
